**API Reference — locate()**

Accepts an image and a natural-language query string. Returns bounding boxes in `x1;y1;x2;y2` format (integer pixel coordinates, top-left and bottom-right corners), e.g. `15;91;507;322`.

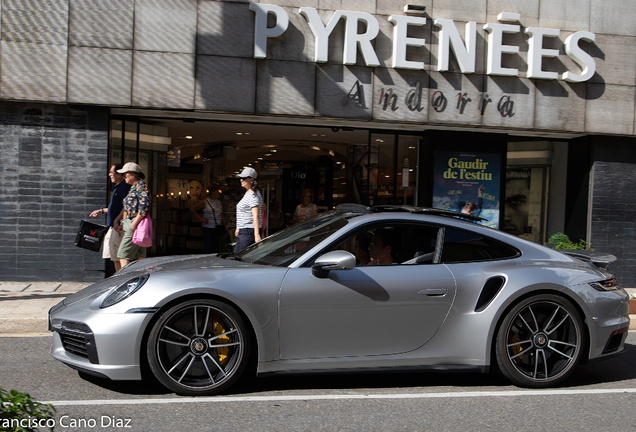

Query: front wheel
495;294;584;388
147;299;250;395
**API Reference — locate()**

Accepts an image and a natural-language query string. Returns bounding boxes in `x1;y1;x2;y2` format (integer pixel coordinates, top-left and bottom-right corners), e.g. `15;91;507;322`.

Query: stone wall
0;0;634;135
0;102;109;282
589;137;636;287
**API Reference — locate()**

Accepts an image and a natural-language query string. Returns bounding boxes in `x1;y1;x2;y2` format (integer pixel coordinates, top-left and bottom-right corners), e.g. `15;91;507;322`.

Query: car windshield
233;211;350;267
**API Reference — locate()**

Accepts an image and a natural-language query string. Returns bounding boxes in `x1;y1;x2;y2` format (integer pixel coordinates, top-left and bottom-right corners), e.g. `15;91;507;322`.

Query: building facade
0;0;635;284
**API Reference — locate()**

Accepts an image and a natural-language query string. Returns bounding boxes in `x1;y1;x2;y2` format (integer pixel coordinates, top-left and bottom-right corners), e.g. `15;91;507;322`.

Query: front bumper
49;301;154;381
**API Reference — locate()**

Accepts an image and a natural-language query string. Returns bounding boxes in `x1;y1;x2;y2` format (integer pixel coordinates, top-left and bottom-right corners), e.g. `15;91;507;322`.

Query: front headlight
100;274;149;308
589;277;619;292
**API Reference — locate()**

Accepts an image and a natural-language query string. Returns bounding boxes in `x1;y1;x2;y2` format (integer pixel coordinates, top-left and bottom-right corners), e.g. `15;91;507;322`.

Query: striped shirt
236;189;263;229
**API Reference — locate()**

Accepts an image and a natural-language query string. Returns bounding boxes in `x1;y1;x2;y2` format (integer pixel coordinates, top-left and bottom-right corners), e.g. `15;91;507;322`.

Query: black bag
75;220;109;252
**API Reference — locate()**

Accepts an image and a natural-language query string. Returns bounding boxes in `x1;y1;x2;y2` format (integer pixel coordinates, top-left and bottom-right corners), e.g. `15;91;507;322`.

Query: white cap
117;162;142;174
237;167;258;179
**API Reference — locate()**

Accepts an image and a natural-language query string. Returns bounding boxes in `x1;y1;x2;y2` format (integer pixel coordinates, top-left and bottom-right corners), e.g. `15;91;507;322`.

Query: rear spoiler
560;250;617;270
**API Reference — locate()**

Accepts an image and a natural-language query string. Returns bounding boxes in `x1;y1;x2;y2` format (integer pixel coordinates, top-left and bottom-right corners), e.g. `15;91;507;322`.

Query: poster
432;151;501;228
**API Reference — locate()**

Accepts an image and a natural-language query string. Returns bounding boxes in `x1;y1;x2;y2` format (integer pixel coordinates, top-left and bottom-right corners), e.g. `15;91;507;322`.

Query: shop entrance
108;117;421;257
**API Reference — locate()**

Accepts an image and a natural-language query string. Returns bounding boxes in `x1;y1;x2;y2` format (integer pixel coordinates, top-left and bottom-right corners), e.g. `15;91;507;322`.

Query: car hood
63;254;258;307
117;254;252;275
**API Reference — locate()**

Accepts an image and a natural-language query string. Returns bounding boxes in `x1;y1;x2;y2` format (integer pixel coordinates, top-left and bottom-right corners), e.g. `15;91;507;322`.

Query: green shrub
0;387;56;432
547;232;592;250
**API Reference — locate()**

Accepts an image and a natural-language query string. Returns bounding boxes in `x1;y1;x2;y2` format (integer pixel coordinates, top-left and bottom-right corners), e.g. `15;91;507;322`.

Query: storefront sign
167;147;180;167
251;5;595;82
260;160;283;176
432;151;501;228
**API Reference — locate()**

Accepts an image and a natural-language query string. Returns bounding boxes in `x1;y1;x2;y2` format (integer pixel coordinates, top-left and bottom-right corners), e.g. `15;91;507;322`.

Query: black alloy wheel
147;299;250;395
495;294;584;388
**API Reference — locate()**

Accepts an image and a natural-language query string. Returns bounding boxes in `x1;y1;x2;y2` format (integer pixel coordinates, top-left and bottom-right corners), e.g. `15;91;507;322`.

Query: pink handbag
132;215;153;247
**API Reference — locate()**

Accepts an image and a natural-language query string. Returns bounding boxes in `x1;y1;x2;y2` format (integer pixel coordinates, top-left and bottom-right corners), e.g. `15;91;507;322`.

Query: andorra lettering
250;5;596;83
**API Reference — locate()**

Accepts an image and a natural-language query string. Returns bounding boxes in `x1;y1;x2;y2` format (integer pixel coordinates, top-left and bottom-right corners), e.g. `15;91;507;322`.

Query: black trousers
234;228;255;253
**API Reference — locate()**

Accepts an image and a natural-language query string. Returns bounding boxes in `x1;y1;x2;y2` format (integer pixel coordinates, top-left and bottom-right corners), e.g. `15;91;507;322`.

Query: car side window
440;227;520;263
324;223;441;266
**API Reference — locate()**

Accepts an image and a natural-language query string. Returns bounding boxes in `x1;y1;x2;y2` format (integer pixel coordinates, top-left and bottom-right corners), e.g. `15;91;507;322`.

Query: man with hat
89;163;131;272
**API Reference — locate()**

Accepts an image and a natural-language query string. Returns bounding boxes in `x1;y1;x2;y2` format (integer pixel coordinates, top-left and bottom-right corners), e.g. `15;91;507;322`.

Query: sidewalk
1;281;635;336
0;282;91;335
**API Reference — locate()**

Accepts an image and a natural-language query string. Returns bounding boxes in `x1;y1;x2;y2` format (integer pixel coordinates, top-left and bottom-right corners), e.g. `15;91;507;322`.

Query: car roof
334;203;485;223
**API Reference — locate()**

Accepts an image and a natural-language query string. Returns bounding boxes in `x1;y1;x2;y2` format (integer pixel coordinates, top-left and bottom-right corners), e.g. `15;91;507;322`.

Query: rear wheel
147;299;250;395
495;294;584;388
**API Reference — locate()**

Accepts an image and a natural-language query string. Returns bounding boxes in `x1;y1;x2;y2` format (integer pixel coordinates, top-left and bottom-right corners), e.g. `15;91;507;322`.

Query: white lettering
249;4;289;59
434;19;476;73
389;15;426;70
299;8;343;63
342;11;380;66
526;27;560;79
251;5;597;83
563;31;596;82
483;22;520;76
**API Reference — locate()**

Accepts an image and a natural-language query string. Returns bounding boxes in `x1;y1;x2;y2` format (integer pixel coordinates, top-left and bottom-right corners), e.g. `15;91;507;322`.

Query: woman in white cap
113;162;150;266
234;167;262;252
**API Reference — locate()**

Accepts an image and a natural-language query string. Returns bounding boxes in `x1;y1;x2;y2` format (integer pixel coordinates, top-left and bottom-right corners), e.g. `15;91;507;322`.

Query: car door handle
417;288;448;297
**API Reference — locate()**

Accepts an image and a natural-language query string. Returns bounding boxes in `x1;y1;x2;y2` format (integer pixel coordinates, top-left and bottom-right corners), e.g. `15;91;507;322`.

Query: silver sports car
49;205;630;395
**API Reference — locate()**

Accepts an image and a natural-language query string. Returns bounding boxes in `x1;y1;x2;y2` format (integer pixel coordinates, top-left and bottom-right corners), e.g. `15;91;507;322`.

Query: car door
279;223;457;359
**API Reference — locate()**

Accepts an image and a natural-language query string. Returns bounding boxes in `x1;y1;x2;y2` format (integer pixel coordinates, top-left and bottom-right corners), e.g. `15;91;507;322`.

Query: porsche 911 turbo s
49;205;630;395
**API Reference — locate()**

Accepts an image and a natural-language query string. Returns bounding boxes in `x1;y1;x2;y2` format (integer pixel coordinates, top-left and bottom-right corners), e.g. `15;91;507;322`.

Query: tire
495;294;584;388
147;299;250;395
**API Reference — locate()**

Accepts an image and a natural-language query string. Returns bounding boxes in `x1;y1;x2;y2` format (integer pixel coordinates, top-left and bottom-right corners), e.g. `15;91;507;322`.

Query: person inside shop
234;167;263;253
369;227;401;265
267;199;286;234
190;186;226;254
113;162;150;267
89;163;131;272
291;188;318;224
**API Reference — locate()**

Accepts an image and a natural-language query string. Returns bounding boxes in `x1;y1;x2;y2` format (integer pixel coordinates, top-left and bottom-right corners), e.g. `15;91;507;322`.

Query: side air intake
475;276;506;312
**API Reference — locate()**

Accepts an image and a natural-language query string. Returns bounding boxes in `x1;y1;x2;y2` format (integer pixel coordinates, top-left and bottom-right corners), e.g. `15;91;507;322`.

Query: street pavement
0;281;635;336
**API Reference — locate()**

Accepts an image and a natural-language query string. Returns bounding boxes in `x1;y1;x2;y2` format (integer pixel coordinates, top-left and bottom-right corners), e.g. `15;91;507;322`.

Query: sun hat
237;167;258;179
117;162;142;174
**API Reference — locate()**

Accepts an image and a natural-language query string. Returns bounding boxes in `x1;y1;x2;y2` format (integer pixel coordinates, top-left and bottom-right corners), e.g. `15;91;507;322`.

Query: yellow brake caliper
213;320;230;366
510;333;524;363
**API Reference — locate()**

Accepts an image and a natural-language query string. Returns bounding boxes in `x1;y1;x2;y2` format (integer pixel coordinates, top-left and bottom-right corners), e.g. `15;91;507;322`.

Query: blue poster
432;151;501;229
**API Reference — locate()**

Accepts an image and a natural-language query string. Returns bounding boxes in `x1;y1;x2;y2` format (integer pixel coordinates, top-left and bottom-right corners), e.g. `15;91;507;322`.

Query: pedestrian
291;188;318;223
113;162;151;267
89;163;131;272
234;167;262;253
190;186;226;253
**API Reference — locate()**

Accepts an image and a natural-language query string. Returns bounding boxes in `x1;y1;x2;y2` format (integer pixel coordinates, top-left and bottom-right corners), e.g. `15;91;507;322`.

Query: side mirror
311;251;356;278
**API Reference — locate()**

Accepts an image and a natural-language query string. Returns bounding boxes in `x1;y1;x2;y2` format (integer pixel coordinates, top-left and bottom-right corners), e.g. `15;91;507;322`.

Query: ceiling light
310;134;318;137
185;136;192;139
311;146;321;151
236;132;243;135
271;149;276;152
258;157;263;160
265;153;272;156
